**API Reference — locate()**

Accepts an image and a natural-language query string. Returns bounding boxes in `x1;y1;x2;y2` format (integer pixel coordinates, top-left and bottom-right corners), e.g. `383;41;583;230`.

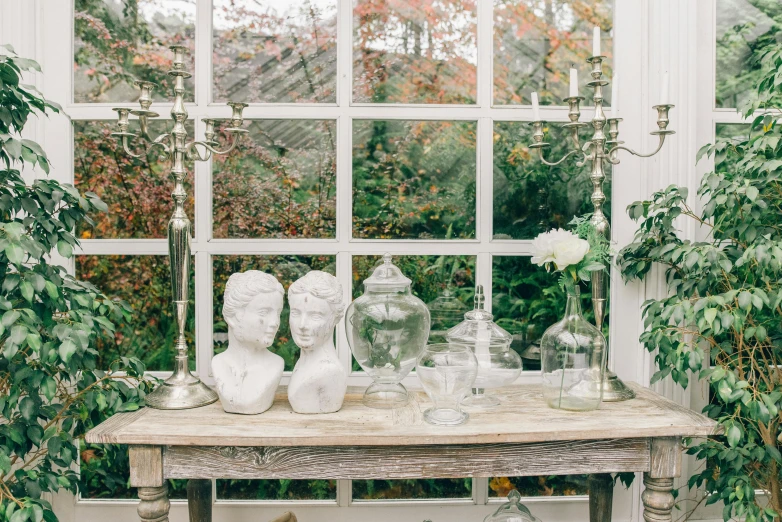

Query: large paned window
60;0;624;519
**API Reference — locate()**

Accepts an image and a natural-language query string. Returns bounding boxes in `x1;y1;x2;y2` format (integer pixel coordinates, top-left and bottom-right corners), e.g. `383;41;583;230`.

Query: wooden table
86;383;717;522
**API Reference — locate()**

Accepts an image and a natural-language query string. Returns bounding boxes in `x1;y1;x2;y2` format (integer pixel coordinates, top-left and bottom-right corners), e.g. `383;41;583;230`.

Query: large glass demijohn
345;254;431;408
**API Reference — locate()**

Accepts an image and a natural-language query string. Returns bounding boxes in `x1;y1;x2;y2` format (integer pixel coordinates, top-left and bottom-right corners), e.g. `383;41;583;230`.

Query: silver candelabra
111;46;250;409
529;55;675;402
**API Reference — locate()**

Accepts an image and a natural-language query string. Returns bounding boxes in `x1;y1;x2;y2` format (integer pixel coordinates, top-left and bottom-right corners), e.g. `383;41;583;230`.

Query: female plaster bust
212;270;285;415
287;270;347;414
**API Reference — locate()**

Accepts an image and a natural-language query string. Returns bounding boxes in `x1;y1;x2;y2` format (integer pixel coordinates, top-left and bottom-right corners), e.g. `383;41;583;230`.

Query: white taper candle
531;92;540;121
592;26;601;57
611;73;619;118
569;67;578;98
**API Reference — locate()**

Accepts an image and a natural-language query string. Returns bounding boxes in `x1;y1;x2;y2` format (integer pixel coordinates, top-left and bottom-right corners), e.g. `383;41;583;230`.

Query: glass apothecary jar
345;253;431;408
541;286;607;411
426;287;468;343
483;490;542;522
446;285;522;408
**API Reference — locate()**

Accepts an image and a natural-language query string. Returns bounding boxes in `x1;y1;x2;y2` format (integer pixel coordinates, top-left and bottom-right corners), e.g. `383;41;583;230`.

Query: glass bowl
416;343;478;426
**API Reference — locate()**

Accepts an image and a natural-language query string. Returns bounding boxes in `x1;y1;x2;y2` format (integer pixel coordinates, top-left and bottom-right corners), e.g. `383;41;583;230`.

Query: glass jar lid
446;285;512;346
427;287;469;328
363;253;412;291
483;490;541;522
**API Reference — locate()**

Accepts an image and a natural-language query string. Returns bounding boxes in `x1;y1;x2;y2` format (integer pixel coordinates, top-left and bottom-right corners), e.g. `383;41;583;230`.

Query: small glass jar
416;343;478;426
426;287;468;343
483;490;542;522
446;285;522;408
345;254;430;408
541;286;607;411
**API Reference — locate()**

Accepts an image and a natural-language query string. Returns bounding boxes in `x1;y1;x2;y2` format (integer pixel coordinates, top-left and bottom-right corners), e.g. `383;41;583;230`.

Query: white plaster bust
212;270;285;415
287;270;347;414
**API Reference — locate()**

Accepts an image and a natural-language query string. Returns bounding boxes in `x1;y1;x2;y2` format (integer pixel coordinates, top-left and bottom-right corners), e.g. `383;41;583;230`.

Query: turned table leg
588;473;614;522
643;437;681;522
187;479;213;522
129;446;169;522
138;486;170;522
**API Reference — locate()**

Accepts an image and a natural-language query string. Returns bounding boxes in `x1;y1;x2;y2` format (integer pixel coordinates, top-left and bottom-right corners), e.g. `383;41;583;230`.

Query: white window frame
0;0;661;520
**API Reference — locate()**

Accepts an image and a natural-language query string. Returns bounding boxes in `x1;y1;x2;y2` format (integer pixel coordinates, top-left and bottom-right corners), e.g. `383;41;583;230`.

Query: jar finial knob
474;284;485;310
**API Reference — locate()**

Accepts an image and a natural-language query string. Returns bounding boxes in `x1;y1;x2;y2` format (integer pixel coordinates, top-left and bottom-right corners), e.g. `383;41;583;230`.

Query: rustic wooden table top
86;382;717;447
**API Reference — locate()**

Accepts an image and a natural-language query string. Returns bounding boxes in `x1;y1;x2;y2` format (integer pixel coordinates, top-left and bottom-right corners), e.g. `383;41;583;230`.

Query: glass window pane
489;475;588;497
353;120;477;239
74;0;195;103
212;120;336;239
74;255;195;372
493;121;611;239
352;478;471;501
353;0;477;104
212;0;337;103
716;1;781;108
212;255;336;371
351;254;476;371
216;479;336;501
493;0;613;106
74;120;195;239
491;256;608;371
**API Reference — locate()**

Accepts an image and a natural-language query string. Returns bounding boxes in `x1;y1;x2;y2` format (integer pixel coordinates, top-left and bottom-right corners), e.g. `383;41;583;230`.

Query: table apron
162;438;651;480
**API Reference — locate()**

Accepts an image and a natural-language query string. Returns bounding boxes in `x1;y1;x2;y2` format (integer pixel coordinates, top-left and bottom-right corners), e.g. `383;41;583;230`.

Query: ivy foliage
0;45;151;522
618;44;782;522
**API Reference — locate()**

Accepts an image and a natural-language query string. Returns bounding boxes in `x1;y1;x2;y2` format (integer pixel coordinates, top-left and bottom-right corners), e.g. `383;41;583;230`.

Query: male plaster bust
212;270;285;415
287;270;347;414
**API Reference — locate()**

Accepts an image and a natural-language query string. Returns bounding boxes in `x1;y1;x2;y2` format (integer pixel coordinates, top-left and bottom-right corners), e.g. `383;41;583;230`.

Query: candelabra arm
606;134;667;162
536;146;582;167
120;133;172;159
186;131;240;161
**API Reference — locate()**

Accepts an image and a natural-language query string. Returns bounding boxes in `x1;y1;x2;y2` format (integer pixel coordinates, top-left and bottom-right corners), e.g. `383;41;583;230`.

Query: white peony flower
531;229;575;266
552;235;590;270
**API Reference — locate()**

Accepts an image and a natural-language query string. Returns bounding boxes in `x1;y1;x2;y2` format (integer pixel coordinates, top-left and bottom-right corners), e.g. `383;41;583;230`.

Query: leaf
56;240;72;258
738;291;752;310
727;424;741;447
19;396;36;422
704;308;717;325
746;186;759;201
2;309;20;327
58;339;76;363
41;376;55;401
5;242;24;264
20;280;33;302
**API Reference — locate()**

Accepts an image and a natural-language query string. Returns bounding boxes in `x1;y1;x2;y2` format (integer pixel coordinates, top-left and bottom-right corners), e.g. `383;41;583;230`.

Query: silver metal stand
529;55;675;402
111;46;250;409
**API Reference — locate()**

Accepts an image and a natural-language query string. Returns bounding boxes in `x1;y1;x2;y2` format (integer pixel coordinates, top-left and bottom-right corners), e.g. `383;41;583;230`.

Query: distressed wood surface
588;474;614;522
649;437;682;479
163;438;650;479
186;479;211;522
129;446;163;488
86;383;717;447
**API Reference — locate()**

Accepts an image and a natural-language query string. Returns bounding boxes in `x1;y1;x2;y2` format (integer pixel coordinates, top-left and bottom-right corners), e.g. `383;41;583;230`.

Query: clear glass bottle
446;285;522;408
483;490;542;522
345;253;430;408
541;286;606;411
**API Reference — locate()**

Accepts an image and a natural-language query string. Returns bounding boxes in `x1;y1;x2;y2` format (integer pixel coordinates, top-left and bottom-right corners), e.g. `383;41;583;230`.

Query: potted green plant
618;45;782;522
0;45;149;522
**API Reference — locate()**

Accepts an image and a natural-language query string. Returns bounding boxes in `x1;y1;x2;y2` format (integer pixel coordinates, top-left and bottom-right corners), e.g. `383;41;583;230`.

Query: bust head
288;271;344;351
222;270;285;350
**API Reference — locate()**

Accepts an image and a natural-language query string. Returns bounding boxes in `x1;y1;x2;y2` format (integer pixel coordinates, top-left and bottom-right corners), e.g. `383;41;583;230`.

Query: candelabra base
145;372;218;410
600;370;636;402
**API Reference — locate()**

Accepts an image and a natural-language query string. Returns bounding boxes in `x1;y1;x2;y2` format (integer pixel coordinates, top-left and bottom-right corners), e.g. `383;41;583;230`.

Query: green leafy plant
618;44;782;522
0;45;150;522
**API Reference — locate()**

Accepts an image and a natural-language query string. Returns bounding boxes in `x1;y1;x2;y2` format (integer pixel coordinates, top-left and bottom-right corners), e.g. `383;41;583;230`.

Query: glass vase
541;286;606;411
